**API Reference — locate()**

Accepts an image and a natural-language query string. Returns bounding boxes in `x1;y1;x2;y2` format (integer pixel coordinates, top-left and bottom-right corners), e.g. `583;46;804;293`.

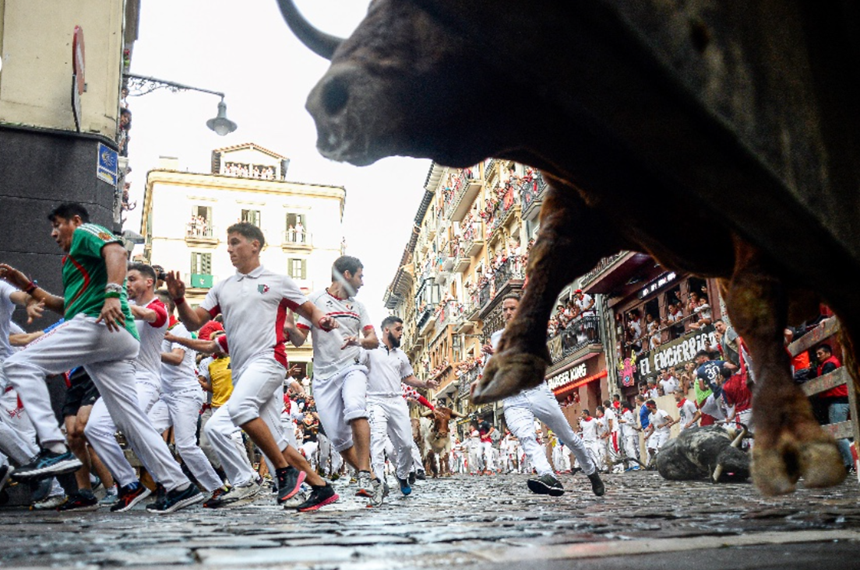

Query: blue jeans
828;402;853;468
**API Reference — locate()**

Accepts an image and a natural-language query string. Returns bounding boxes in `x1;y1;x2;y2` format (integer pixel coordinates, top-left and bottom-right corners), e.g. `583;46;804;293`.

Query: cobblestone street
2;472;859;569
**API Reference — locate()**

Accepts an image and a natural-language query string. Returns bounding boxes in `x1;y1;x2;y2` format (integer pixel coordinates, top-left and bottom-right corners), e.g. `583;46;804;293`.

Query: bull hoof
472;351;547;404
752;430;846;496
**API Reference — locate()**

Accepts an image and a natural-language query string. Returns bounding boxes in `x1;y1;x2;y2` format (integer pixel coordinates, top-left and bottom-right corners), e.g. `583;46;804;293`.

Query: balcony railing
579;252;627;288
462;220;484;256
479;282;492;308
282;230;312;247
416;305;435;334
437;301;463;327
493;258;525;292
458;366;480;396
186;226;214;238
547;315;602;364
521;172;547;214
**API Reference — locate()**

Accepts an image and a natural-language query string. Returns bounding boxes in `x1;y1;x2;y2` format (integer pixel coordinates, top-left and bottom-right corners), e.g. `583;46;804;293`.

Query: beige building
140;143;346;374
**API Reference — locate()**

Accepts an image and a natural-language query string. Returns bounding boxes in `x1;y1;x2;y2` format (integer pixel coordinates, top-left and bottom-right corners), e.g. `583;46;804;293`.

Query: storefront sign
638;271;677;299
547;362;587;391
637;325;716;376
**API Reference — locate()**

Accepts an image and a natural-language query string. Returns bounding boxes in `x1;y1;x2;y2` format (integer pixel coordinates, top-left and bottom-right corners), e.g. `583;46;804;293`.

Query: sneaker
203;486;230;509
31;493;66;510
146;484;203;514
296;484;339;512
57;491;99;512
415;470;426;481
407;471;416;486
367;477;385;507
0;465;14;495
110;482;152;513
281;490;307;508
396;476;412;496
587;471;605;497
356;471;373;497
100;485;119;507
28;478;53;503
12;450;82;481
90;474;102;492
276;466;306;504
209;481;261;508
527;474;565;496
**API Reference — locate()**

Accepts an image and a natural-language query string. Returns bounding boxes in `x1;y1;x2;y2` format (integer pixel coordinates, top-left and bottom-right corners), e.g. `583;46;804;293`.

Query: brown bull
279;1;860;495
419;406;464;477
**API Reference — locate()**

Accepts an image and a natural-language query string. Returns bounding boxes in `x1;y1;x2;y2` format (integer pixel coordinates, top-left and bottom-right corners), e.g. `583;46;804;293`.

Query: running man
360;316;437;499
0;203;197;513
481;294;603;497
166;222;339;512
284;256;380;505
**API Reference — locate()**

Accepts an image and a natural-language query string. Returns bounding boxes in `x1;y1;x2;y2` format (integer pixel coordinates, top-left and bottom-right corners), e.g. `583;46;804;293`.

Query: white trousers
368;396;413;481
467;439;481;473
503;384;596;477
85;376;161;488
204;358;286;487
3;315;189;492
0;372;39;465
312;366;368;452
623;434;639;461
198;407;220;469
149;387;221;493
410;440;423;472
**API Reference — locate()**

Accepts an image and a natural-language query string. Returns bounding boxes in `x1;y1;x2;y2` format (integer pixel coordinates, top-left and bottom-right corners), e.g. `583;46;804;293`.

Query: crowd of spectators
223;162;276;180
187;215;211;237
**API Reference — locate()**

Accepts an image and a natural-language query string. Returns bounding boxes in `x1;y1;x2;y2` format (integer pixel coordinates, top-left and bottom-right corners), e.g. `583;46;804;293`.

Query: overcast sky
125;0;430;321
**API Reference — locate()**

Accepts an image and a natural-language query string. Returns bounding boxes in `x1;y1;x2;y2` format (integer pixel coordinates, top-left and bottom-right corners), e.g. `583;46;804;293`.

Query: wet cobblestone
1;471;858;568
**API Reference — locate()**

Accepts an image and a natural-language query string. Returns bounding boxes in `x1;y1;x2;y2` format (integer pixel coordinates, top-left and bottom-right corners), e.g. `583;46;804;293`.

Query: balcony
493;258;525;292
547;315;602;365
185;225;218;247
449;171;483;222
281;231;312;251
458;366;480;397
437;301;463;328
479;282;492;309
462;221;484;256
520;172;547;220
190;273;214;289
416;305;435;336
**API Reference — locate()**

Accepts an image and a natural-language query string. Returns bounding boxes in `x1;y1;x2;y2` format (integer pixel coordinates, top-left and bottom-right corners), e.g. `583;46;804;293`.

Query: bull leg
472;176;621;403
725;237;845;495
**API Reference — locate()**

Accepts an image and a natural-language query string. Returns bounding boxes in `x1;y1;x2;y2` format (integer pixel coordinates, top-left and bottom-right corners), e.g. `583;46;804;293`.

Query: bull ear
277;0;345;60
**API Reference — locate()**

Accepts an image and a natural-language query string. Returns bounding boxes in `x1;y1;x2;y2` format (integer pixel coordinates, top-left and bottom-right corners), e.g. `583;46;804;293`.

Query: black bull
279;0;860;497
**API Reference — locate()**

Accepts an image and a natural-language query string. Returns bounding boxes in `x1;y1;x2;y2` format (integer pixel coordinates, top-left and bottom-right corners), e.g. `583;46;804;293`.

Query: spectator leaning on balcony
812;344;853;472
574;289;597;342
714;319;741;367
627;309;643;353
689;296;713;331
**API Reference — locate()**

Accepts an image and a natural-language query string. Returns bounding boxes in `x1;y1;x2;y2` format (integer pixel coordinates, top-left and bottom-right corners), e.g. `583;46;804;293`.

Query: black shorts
62;368;100;417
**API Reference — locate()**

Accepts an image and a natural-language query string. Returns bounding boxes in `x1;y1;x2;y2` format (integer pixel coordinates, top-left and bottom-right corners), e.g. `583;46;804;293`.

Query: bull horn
420;409;434;418
276;0;345;60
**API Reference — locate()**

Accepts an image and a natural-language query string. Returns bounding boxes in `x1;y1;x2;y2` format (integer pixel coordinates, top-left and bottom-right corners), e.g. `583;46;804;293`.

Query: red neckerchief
676;398;686;408
584;416;593;422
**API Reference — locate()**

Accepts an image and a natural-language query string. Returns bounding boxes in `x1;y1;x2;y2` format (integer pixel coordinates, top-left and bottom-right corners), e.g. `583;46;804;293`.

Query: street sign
72;26;85;131
97;143;118;186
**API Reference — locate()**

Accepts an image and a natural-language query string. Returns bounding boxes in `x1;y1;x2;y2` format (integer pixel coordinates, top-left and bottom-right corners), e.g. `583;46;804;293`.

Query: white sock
46;443;67;455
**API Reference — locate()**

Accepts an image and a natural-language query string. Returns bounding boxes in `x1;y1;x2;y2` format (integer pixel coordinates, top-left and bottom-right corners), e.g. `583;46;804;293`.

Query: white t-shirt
575;294;595;316
659;376;679;396
132;297;169;383
678;399;698;430
297;289;373;380
647;387;660;400
620;409;636;438
580;417;598;442
200;266;307;374
161;322;199;393
604;407;620;433
363;345;414;398
0;281;17;360
649;409;672;435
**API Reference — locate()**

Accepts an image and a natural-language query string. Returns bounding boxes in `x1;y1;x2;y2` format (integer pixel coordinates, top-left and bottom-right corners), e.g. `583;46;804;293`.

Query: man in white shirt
167;222;339;512
284;256;381;505
674;390;700;431
483;295;602;497
659;369;679;396
617;403;641;470
601;400;622;473
573;289;597;341
578;410;601;470
360;316;436;501
644;400;675;463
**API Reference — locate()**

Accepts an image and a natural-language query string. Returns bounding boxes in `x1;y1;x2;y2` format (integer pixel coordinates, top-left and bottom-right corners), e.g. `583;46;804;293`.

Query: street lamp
124;73;238;136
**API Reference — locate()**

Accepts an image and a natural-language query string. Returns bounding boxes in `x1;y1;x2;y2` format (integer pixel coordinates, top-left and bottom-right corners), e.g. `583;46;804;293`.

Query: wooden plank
801;367;847;397
788;317;841;357
822;421;854;440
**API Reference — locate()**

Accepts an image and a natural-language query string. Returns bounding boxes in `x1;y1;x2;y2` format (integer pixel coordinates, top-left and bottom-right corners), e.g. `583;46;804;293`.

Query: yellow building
140;143;346;374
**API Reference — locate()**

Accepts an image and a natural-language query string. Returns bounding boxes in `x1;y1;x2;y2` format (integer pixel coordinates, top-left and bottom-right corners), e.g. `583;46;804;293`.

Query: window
189;206;213;237
191;252;212;275
287;258;307;280
241;209;261;226
285;213;307;243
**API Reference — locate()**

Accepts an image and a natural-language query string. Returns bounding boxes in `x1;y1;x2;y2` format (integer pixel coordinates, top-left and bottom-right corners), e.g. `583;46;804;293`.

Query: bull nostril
321;76;349;115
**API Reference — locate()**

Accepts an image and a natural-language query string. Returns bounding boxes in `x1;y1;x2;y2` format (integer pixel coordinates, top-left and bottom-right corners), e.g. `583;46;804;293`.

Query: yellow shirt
206;356;234;408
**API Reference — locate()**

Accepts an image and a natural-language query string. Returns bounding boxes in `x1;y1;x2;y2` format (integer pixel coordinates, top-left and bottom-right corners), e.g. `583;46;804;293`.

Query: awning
553;370;607;398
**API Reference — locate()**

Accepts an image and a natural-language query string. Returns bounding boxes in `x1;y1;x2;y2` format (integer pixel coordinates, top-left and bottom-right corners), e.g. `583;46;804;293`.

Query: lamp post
124;73;237;135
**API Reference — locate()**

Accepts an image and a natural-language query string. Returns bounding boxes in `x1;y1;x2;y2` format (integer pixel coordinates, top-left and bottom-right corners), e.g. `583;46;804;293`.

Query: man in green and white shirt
0;203;198;513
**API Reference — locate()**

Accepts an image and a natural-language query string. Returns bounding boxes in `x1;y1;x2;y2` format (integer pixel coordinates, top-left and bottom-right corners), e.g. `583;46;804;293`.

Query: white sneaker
31;493;66;510
356;472;373;497
367;477;385;508
100;485;119;507
216;481;262;508
281;491;307;508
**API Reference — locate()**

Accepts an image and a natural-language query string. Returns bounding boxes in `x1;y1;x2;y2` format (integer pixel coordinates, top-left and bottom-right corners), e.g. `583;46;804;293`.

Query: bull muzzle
276;0;345;60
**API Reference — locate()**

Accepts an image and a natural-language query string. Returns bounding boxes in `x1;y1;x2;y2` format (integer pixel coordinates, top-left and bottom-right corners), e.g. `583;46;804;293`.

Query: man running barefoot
166;222;339;512
478;294;604;497
284;256;380;506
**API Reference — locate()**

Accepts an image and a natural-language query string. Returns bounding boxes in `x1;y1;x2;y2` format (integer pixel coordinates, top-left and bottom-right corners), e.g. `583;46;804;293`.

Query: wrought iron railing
547;315;602;364
458;366;480;396
579;252;627;288
521;172;547;212
493;258;525;291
